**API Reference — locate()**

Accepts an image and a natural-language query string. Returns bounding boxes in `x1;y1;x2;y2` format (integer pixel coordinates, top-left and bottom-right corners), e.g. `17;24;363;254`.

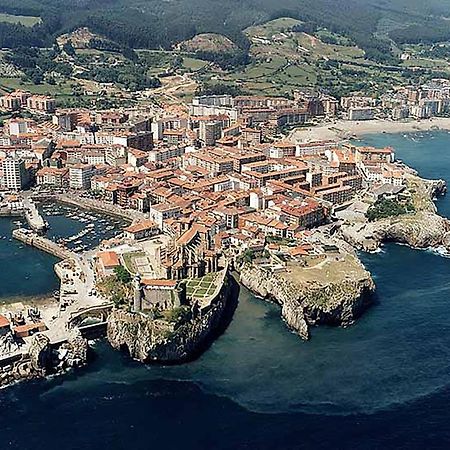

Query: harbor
0;196;129;385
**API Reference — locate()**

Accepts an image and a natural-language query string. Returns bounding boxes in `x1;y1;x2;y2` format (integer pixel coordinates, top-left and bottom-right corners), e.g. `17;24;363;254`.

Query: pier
23;196;47;233
12;228;74;260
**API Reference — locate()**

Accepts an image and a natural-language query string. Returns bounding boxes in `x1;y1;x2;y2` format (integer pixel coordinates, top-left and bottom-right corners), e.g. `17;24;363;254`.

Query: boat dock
12;228;74;260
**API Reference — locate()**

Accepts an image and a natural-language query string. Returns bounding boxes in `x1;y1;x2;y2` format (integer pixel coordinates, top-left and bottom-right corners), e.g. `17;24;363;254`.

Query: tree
62;40;76;57
114;266;131;284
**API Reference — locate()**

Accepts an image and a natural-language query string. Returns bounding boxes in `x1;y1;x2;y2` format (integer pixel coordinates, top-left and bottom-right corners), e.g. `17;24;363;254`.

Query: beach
290;117;450;142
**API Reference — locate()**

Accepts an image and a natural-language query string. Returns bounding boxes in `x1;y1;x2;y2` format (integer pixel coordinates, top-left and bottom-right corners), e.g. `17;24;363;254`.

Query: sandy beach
290;117;450;143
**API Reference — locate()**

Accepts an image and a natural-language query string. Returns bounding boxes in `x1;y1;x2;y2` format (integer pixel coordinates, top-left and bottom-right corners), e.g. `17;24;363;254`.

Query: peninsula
1;67;450;388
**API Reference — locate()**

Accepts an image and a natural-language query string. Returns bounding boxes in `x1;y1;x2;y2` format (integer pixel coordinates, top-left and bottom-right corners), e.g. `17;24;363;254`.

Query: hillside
1;0;450;63
177;33;238;54
196;18;401;98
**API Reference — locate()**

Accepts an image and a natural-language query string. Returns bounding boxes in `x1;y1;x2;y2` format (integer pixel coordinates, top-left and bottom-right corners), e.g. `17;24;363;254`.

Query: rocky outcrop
341;211;450;252
107;272;232;363
341;177;450;252
239;261;374;340
0;331;88;388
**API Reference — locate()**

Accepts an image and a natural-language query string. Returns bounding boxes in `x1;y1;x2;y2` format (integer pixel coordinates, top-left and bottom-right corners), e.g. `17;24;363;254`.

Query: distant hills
1;0;450;64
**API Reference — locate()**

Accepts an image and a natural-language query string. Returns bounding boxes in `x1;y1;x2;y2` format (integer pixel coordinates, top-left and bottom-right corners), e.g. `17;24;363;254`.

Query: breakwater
12;228;74;260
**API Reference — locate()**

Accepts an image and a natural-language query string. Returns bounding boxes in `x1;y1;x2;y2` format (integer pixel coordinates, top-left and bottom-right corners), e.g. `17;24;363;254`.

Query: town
0;81;444;381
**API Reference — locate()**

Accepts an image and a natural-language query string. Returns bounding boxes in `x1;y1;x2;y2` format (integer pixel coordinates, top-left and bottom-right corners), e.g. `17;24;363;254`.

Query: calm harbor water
2;132;450;448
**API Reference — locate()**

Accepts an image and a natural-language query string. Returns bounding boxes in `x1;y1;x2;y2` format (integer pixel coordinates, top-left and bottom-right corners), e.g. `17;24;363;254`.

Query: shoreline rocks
106;271;233;363
0;331;88;388
340;177;450;252
238;260;374;340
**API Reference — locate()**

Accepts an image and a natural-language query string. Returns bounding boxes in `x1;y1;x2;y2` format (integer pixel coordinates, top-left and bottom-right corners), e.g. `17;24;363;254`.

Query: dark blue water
3;132;450;449
0;218;59;299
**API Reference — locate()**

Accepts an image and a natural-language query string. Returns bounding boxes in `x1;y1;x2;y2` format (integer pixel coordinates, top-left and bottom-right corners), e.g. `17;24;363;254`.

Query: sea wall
107;270;232;363
238;262;374;340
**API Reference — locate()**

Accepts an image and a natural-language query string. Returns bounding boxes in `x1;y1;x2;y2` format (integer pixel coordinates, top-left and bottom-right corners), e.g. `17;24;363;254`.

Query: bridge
68;303;114;338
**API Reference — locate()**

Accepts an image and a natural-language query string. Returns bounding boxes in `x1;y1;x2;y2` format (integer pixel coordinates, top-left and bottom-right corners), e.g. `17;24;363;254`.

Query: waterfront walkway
49;193;143;222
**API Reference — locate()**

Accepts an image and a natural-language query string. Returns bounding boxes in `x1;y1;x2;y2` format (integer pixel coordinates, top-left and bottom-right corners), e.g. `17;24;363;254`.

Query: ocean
2;132;450;449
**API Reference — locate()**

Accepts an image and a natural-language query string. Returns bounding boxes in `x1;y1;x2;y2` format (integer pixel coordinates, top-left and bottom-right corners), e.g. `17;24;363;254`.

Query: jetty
23;197;47;233
12;228;74;259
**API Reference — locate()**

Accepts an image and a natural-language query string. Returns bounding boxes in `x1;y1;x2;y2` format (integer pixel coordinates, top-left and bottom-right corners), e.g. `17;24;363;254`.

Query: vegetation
197;83;244;97
0;12;40;27
162;306;191;326
185;273;219;299
0;0;449;63
114;266;131;284
97;267;132;307
2;1;450;100
366;198;416;222
237;249;256;265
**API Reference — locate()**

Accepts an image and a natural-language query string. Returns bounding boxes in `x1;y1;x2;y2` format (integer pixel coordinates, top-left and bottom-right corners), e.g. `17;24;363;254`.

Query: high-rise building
2;156;27;190
199;121;222;147
69;164;94;190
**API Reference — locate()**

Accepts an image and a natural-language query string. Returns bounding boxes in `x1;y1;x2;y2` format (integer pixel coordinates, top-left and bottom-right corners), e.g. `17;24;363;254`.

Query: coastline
290;117;450;142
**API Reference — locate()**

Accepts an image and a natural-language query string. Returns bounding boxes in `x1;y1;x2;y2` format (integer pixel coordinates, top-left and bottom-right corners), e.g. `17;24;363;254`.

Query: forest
1;0;450;64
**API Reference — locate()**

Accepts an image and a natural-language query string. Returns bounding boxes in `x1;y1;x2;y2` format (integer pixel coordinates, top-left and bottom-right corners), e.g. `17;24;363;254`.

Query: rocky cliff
341;178;450;251
0;331;88;388
107;272;232;363
341;211;450;252
239;259;374;340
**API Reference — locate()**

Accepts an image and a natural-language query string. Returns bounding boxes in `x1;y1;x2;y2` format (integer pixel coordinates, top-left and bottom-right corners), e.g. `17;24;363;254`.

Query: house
14;322;47;338
124;219;160;240
0;315;10;336
97;251;120;277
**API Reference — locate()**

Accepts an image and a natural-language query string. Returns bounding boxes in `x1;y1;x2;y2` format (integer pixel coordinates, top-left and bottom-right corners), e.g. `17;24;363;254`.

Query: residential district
0;82;445;384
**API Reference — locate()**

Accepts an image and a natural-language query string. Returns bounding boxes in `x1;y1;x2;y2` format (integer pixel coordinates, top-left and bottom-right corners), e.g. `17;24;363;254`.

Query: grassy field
182;57;208;72
197;17;372;96
0;77;76;95
0;13;41;27
185;273;219;299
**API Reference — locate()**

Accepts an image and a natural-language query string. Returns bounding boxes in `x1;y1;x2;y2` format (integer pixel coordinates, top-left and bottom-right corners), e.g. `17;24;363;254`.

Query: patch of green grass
182;57;208;71
121;251;146;274
0;13;41;27
0;77;75;96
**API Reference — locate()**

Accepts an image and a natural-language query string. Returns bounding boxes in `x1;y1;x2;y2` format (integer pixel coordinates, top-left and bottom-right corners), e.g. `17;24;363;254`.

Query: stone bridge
68;303;114;329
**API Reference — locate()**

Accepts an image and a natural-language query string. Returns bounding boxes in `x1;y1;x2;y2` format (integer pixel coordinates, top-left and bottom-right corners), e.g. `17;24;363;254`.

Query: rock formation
107;272;232;362
340;177;450;251
0;331;88;388
239;259;374;340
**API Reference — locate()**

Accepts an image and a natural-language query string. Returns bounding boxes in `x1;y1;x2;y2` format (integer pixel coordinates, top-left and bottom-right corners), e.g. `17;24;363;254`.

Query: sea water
2;133;450;448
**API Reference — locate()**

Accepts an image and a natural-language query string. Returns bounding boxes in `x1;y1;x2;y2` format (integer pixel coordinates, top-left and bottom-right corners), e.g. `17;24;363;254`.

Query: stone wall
107;270;232;363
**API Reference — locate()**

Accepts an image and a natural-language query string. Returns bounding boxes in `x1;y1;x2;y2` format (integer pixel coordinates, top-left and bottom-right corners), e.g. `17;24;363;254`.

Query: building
36;167;68;188
348;107;376;121
0;315;10;336
26;95;56;113
2;156;27;190
97;251;120;277
133;277;186;312
124;220;160;240
69;164;94;189
149;203;182;228
199;121;222;147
